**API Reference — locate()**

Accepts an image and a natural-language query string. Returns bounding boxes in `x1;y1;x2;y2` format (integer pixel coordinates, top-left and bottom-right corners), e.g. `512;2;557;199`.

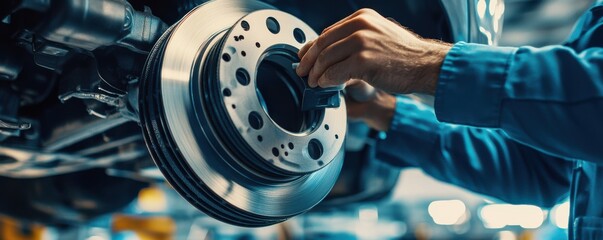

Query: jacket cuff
376;96;440;167
434;42;518;127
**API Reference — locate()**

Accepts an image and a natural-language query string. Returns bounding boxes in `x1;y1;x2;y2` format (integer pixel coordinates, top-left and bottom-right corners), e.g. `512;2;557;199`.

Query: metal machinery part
139;0;346;227
0;0;503;228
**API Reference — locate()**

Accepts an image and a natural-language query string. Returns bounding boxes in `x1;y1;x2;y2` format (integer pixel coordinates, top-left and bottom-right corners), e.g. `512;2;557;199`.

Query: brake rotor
139;0;346;227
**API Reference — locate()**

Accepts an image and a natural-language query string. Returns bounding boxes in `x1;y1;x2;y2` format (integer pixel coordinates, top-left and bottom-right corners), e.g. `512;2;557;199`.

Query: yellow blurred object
0;216;44;240
519;230;535;240
137;187;168;213
112;214;176;240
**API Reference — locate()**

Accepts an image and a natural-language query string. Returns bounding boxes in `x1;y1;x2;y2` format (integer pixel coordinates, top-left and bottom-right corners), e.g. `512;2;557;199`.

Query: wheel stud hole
307;139;323;160
293;28;306;44
222;53;231;62
241;20;250;31
266;17;280;34
236;68;250;86
248;111;263;130
223;88;231;97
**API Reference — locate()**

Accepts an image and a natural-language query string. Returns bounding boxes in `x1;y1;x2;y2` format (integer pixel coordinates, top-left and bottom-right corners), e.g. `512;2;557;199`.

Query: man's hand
296;9;452;95
346;80;396;131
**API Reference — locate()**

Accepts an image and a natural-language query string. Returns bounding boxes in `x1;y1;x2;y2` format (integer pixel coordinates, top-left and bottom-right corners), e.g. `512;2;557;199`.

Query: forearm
433;42;603;162
376;97;572;207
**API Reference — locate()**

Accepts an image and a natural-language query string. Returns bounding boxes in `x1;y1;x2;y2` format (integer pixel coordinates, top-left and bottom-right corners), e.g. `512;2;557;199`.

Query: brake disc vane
139;0;346;227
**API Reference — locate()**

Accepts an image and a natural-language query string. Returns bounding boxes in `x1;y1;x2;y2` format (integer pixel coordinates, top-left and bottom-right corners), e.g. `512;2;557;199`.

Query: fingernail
296;65;304;76
308;78;317;88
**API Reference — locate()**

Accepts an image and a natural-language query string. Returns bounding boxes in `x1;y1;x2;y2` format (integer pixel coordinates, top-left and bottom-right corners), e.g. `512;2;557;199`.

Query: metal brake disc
139;0;347;227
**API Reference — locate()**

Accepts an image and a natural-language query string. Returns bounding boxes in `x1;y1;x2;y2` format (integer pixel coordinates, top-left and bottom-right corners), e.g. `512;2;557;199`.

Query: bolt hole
248;111;263;130
335;134;339;139
222;53;231;62
288;142;294;149
308;139;323;160
241;51;246;57
272;147;279;157
266;17;280;34
255;42;261;48
281;144;285;149
324;124;330;130
258;135;263;142
223;88;231;97
318;160;324;166
285;152;289;156
293;28;306;44
236;68;250;86
239;35;244;40
231;104;236;109
241;20;250;31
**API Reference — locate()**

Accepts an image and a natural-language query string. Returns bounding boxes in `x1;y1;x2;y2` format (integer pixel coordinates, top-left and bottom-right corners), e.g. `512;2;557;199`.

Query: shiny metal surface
140;0;346;227
216;10;346;174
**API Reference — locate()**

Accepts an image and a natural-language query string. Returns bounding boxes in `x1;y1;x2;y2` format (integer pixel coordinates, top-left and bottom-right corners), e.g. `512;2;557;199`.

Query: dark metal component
43;114;130;152
117;6;169;52
35;0;167;52
292;63;345;111
0;169;147;225
300;85;343;111
0;88;26;140
0;119;31;131
36;0;129;50
0;44;24;81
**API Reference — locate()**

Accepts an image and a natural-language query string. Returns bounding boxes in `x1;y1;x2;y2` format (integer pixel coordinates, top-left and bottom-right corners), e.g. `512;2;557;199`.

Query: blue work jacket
376;2;603;239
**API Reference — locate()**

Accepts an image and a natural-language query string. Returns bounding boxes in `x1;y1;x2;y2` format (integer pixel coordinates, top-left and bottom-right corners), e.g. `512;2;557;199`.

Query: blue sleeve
377;97;572;207
434;42;603;162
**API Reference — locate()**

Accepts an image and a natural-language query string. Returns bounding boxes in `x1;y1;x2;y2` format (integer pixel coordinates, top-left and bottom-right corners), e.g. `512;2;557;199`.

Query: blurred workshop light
498;230;517;240
480;204;544;229
113;231;140;240
550;201;570;229
86;236;107;240
137;186;167;213
358;205;379;222
477;0;487;19
489;0;498;16
428;200;467;225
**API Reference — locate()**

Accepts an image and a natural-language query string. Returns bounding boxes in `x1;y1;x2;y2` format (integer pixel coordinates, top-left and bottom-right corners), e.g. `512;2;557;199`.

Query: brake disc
139;0;346;227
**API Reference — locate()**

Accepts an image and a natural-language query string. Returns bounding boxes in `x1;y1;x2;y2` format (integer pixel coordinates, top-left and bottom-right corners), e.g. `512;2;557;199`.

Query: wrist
362;91;396;131
417;40;452;95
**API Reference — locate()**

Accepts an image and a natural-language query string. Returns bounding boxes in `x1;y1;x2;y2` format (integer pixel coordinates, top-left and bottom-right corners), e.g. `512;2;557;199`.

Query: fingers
297;39;315;59
297;16;375;77
314;56;359;88
345;80;377;102
322;8;378;34
306;33;364;86
346;79;364;87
